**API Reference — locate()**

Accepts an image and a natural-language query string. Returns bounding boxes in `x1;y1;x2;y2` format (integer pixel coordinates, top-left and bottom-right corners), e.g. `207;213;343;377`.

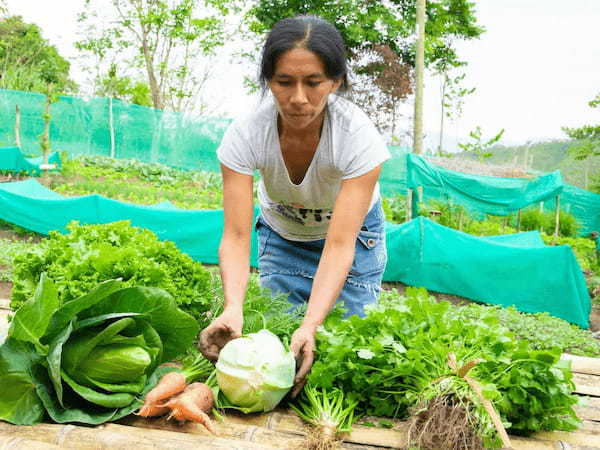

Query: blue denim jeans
256;201;387;317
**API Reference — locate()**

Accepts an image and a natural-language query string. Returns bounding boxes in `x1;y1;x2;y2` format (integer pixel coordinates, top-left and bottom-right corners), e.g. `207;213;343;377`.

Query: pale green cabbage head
216;329;296;413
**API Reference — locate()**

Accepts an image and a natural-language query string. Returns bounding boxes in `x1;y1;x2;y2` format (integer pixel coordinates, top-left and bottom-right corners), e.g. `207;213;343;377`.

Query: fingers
291;376;306;398
198;323;238;362
295;346;314;382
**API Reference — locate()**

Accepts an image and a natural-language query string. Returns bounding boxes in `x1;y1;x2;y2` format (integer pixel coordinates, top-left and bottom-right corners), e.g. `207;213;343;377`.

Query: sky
4;0;600;148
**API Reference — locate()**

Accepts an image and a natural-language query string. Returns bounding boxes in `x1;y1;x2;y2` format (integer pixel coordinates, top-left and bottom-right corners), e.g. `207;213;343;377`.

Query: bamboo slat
573;373;600;397
0;433;61;450
562;354;600;376
0;299;9;309
575;396;600;422
0;422;279;450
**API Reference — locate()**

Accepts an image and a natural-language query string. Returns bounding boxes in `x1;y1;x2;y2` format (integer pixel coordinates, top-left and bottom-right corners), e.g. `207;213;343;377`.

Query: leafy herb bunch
309;288;579;444
10;221;215;322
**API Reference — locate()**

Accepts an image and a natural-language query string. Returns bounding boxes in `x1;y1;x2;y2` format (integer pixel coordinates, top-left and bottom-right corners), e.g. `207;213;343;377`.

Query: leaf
60;370;135;408
357;349;375;360
0;338;45;425
80;286;199;361
9;273;59;354
47;320;75;407
45;279;124;343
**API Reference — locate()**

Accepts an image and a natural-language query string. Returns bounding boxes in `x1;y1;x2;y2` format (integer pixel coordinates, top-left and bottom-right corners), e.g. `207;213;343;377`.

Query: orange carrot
164;382;216;434
143;371;187;406
135;404;170;417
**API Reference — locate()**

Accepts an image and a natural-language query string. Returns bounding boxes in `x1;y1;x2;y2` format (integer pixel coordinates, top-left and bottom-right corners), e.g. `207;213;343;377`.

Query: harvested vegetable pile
300;287;580;449
0;275;198;425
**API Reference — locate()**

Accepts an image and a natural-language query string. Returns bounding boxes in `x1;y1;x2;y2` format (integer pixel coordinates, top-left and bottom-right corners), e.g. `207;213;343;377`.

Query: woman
199;15;390;395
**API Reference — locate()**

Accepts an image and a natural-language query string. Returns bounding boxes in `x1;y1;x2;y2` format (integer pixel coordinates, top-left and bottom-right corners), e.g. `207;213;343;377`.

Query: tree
76;0;235;112
248;0;484;137
563;93;600;160
0;16;77;93
458;126;504;162
436;65;475;153
96;63;153;107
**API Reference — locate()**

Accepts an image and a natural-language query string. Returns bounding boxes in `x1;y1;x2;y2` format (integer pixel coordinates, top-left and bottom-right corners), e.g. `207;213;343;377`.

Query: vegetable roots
164;382;216;434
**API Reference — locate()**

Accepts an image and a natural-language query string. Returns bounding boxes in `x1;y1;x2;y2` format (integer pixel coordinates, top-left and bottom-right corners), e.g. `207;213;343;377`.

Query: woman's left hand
290;324;317;397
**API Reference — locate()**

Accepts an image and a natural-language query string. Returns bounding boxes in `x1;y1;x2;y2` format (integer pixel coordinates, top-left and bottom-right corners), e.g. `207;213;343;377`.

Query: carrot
143;371;187;406
135;404;170;417
164;382;216;434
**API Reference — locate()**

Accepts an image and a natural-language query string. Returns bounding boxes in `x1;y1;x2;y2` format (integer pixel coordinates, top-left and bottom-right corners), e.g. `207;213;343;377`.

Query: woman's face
269;48;342;133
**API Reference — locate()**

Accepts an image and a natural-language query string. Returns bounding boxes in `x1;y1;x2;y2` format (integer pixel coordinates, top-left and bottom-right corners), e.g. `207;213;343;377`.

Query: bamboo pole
412;0;426;155
406;188;413;221
516;209;521;232
109;97;116;159
15;105;21;149
554;195;560;237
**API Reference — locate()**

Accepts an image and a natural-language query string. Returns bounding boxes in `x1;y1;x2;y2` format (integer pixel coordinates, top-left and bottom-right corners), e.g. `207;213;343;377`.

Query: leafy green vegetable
10;221;215;322
308;288;580;443
0;276;198;425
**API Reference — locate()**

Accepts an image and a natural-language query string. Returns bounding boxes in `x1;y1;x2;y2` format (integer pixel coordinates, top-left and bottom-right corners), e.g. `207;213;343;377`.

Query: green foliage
563;92;600;161
77;0;233;111
250;0;483;69
0;16;77;93
0;238;40;282
458;126;505;162
10;221;215;323
44;155;225;210
457;304;600;358
308;288;579;442
96;64;152;107
519;208;579;237
382;194;406;223
0;276;197;425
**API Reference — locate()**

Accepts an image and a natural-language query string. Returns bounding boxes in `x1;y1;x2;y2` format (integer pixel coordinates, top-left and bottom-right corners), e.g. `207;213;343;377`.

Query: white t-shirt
217;94;391;241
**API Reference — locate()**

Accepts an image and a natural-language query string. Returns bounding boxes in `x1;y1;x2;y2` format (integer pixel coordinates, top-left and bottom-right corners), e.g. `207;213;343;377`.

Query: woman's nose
290;84;308;104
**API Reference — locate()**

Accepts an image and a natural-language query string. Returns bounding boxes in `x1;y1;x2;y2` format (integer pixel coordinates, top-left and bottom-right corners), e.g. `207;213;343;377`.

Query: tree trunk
413;0;426;154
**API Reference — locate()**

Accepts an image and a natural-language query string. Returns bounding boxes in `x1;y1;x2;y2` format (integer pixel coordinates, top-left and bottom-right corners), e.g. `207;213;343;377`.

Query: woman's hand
290;324;317;397
198;307;243;362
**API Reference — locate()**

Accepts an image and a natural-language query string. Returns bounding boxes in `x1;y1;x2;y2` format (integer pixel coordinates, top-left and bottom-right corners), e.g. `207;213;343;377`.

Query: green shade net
0;146;61;176
383;217;591;328
0;180;590;328
0;89;230;171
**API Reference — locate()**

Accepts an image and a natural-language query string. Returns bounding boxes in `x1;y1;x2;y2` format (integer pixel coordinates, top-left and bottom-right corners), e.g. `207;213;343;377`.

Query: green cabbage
0;275;199;425
216;329;295;413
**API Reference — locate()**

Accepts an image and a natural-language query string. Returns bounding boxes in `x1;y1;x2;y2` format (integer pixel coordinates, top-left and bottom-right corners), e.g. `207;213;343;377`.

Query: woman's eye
277;81;291;86
307;81;322;87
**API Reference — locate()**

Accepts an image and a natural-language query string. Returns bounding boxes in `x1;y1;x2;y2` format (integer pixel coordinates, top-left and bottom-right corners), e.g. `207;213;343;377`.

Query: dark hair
259;15;349;92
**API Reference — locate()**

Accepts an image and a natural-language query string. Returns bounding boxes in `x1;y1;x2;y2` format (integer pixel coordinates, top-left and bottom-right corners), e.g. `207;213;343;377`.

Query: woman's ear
330;78;343;93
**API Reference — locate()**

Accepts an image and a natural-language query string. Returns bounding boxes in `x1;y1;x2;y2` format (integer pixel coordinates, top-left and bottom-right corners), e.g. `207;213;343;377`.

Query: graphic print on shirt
272;201;333;226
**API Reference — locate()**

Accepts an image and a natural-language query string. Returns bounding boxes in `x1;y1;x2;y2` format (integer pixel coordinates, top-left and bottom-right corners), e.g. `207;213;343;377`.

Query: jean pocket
256;218;272;259
349;229;387;279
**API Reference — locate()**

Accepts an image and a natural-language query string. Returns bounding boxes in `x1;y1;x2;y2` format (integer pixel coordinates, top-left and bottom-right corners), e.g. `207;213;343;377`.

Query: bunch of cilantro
309;288;579;444
11;221;215;323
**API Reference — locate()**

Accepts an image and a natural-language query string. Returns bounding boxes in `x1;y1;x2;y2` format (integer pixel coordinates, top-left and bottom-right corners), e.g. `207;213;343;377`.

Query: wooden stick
406;188;413;222
15;105;21;149
554;195;561;237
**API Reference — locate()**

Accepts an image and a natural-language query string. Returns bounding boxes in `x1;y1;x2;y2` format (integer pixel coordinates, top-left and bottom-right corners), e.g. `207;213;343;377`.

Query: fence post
406;188;413;222
516;209;521;232
109;97;115;158
15;105;21;148
554;195;561;237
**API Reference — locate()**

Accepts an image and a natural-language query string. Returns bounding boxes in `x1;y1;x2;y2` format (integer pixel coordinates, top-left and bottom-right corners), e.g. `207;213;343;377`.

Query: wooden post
516;209;521;232
412;0;426;155
458;208;463;231
109;97;116;158
41;96;51;165
406;188;413;221
15;105;21;148
554;195;561;237
539;201;544;212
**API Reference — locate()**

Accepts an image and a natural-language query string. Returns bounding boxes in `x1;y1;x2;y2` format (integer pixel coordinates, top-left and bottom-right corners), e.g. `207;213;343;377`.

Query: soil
0;281;10;300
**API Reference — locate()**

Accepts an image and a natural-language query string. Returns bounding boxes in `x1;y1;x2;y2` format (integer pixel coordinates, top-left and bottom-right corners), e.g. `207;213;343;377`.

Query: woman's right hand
198;307;243;362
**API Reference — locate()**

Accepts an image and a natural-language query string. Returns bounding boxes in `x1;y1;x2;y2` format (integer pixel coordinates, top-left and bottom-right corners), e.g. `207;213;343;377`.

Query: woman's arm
290;164;382;393
219;164;255;312
198;164;254;361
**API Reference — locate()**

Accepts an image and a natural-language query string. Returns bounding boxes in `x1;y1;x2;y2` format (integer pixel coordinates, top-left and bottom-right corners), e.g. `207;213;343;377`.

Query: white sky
5;0;600;147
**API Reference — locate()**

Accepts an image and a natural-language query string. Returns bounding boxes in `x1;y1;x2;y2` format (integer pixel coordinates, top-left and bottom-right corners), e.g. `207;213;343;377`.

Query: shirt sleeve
216;119;256;175
341;121;391;180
